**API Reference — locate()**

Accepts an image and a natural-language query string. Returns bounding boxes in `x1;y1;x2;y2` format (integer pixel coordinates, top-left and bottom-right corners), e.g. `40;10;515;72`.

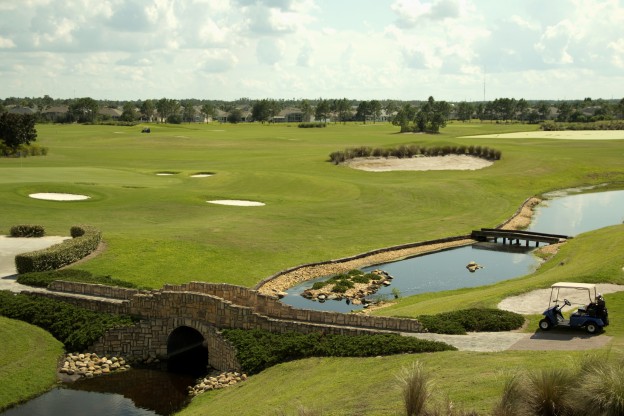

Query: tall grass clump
571;356;624;416
397;361;431;416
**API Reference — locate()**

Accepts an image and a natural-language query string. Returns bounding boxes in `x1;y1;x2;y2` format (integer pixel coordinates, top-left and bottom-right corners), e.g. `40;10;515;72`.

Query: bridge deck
471;228;570;246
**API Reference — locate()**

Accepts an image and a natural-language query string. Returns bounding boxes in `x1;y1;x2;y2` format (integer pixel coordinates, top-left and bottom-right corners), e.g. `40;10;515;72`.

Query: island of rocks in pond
301;269;393;306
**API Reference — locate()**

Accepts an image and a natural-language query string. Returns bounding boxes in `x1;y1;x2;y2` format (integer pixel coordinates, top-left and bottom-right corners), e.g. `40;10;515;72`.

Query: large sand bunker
29;193;90;201
462;131;624;140
346;155;492;172
207;200;265;206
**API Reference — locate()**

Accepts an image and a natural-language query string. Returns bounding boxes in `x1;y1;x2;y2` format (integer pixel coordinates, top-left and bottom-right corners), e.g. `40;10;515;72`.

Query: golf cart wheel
539;319;551;331
586;323;598;334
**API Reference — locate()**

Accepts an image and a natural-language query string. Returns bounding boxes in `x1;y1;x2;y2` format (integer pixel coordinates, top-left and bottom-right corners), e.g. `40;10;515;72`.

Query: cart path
0;236;617;352
404;330;612;352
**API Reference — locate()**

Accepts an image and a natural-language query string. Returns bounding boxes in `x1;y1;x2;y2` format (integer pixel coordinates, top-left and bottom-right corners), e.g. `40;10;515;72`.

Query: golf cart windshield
550;282;597;306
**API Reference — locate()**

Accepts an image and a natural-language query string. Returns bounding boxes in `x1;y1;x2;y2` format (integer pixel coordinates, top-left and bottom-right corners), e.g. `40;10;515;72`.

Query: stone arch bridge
29;281;424;372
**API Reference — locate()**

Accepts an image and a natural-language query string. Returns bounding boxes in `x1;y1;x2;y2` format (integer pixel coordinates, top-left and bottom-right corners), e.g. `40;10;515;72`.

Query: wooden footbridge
471;228;571;247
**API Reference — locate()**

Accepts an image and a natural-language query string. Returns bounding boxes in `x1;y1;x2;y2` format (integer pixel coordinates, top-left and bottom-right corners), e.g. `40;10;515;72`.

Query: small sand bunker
29;193;90;201
191;173;214;178
207;200;265;206
156;172;178;176
346;155;493;172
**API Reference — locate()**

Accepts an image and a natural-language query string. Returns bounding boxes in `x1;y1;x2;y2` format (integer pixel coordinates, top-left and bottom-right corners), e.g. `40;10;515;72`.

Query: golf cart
539;282;609;334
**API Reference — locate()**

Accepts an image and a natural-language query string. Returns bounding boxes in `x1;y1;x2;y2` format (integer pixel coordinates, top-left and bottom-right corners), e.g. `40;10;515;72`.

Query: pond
280;189;624;313
1;368;195;416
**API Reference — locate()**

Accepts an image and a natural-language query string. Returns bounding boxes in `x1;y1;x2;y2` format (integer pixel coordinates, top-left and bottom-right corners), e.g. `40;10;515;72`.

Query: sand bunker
156;172;177;176
191;173;214;178
462;131;624;140
207;200;265;206
346;155;492;172
29;193;90;201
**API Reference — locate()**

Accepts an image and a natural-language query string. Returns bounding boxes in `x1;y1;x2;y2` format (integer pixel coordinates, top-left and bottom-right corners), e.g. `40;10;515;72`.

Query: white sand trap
29;193;90;201
156;172;177;176
208;200;265;206
346;155;492;172
462;131;624;140
191;173;214;178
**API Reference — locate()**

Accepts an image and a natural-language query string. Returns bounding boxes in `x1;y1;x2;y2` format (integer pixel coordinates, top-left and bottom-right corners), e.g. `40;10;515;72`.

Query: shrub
311;281;327;290
0;291;134;351
298;122;326;128
418;309;524;334
15;225;102;274
222;329;456;375
10;224;45;237
17;269;136;289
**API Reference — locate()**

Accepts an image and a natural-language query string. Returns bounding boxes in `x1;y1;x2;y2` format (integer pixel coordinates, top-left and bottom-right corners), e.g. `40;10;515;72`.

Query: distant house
43;105;69;122
214;109;229;123
273;107;304;123
98;107;122;120
7;106;36;115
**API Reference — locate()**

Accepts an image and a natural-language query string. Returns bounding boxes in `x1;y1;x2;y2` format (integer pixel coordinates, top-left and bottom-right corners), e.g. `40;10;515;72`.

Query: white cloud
0;36;16;48
200;49;239;73
256;38;285;65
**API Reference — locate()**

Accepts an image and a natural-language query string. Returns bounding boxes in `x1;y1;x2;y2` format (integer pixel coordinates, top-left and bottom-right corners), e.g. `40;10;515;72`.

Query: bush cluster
329;144;501;165
309;270;380;293
298;122;327;128
417;308;524;335
541;120;624;131
10;224;45;237
0;291;134;351
16;269;136;289
15;225;101;274
0;143;49;157
222;329;456;374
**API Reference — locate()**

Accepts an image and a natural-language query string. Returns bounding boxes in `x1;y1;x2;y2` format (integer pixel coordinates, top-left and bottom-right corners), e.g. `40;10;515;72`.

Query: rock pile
188;371;248;396
59;353;130;378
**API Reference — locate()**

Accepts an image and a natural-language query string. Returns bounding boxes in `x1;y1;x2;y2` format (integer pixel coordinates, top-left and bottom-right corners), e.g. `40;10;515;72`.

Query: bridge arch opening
167;326;208;377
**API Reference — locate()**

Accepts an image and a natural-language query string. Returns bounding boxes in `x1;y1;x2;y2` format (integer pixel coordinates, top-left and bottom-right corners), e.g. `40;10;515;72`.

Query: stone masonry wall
163;282;424;333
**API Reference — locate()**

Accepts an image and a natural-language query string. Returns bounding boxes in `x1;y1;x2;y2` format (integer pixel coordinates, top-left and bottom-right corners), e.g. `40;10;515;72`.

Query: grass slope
0;316;64;411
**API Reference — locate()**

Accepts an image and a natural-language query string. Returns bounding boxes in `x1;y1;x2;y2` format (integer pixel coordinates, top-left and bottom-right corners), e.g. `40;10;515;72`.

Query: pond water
0;368;195;416
280;189;624;313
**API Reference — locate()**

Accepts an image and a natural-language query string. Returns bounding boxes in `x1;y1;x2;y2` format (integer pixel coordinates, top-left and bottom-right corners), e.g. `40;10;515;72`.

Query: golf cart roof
551;282;596;290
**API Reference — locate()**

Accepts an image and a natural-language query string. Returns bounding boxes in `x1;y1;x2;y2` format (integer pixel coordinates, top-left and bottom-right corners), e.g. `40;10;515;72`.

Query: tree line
2;95;624;126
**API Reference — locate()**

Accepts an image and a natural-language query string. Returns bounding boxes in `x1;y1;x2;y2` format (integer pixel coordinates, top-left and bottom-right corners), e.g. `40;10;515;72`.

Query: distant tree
556;102;573;122
200;103;216;122
252;99;277;123
0;113;37;151
335;98;351;124
415;96;451;133
516;98;529;122
156;98;180;123
369;100;382;123
227;108;242;123
355;101;371;123
384;101;399;116
456;102;474;122
69;97;99;123
0;103;6;114
300;99;313;122
182;103;196;123
475;103;485;121
120;102;137;122
140;100;155;122
618;98;624;119
315;99;330;122
392;103;416;132
536;101;550;121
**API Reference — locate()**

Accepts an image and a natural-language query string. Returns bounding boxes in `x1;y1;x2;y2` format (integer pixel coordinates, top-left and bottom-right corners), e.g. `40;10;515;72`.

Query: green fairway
0;317;64;411
2;122;623;288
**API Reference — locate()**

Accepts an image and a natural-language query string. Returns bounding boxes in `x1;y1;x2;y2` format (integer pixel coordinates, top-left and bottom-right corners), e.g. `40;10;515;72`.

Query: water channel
280;188;624;313
3;188;623;416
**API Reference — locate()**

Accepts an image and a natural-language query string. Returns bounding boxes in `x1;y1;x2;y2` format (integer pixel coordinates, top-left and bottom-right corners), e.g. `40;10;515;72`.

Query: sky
1;0;624;102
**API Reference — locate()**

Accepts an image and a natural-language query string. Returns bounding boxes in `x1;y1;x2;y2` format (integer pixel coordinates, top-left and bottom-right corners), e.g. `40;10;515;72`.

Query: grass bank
0;316;64;411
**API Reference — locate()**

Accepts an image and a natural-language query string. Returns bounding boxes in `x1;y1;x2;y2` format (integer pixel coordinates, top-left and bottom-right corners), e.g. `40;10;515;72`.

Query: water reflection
1;368;195;416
